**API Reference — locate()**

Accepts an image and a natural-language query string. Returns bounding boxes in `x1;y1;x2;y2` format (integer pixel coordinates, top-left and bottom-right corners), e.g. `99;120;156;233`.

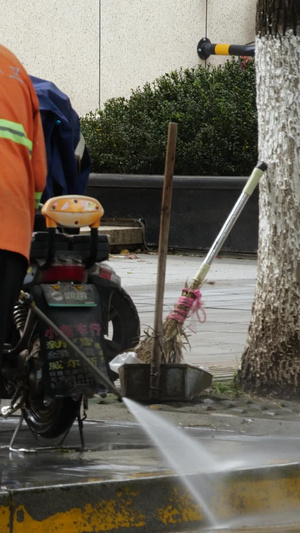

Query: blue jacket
30;76;91;202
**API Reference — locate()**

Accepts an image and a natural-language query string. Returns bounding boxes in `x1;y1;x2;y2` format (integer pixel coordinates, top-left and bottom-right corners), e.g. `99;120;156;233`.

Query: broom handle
192;161;267;287
151;122;178;396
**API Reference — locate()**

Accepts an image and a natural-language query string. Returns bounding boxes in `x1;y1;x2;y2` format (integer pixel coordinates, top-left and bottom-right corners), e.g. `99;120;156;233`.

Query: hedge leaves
80;58;257;176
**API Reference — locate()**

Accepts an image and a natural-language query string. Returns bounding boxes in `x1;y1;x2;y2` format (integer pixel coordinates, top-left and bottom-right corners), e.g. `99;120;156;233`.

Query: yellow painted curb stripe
0;505;10;533
211;469;300;520
5;465;300;532
11;487;202;532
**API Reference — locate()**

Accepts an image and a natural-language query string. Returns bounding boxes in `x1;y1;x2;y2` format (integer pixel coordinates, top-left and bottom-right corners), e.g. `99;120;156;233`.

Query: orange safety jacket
0;45;47;261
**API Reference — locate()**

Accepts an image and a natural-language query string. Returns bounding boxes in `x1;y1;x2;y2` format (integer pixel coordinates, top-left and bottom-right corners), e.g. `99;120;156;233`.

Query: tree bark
256;0;300;36
239;1;300;398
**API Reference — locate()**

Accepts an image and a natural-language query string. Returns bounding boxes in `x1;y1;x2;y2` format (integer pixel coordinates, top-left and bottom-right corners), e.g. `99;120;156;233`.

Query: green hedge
80;58;257;176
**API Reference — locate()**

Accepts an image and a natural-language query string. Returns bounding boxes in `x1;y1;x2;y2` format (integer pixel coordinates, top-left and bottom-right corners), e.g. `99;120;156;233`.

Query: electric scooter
0;194;140;449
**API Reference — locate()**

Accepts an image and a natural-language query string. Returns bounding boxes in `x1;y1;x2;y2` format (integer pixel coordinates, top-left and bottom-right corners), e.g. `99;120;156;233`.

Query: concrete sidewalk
109;251;257;379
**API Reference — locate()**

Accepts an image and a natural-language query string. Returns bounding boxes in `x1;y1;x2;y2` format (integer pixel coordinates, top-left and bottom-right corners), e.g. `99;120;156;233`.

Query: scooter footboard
31;285;112;398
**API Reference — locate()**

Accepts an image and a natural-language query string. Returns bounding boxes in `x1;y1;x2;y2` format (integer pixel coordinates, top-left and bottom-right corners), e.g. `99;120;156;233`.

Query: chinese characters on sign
43;322;106;394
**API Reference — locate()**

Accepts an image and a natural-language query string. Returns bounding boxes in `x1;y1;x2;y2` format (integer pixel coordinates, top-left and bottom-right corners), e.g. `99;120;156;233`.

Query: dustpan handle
193;161;267;287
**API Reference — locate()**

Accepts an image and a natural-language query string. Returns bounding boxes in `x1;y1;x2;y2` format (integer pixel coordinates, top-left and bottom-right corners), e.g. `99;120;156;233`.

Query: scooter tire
104;287;140;362
22;396;81;440
22;288;139;438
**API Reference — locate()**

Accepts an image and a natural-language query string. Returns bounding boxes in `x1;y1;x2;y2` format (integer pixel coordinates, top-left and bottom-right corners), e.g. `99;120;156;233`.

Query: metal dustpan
119;363;212;402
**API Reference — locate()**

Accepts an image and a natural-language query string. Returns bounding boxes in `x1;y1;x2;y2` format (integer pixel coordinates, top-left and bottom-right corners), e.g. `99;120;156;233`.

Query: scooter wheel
104;287;140;361
22;395;81;439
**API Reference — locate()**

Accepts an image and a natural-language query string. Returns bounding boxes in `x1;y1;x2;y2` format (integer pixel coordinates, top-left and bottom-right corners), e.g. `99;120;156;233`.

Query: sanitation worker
0;45;47;362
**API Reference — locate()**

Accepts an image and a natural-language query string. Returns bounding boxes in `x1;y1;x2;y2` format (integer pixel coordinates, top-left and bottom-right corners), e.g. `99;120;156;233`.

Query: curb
1;462;300;531
80;220;145;249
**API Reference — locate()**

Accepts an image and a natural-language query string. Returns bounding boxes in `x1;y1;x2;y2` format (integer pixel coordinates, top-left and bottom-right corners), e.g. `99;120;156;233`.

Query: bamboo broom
136;161;267;363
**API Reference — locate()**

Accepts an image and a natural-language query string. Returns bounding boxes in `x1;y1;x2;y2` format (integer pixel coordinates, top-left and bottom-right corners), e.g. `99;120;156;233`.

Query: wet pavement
1;393;300;531
2;402;300;491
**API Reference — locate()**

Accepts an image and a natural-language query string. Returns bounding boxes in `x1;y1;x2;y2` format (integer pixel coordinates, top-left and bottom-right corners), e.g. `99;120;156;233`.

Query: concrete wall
100;0;256;105
0;0;256;117
100;0;206;105
206;0;256;67
0;0;100;116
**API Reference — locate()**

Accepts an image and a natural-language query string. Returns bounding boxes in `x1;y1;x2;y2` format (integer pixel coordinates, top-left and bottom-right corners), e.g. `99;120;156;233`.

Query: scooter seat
30;232;70;260
30;231;109;263
69;234;109;262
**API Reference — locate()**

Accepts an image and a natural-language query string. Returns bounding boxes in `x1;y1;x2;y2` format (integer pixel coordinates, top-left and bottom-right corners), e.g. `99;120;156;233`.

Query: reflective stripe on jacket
0;118;33;157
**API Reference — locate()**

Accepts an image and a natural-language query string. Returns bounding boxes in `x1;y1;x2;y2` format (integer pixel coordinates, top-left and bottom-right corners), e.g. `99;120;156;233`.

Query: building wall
0;0;256;117
0;0;100;116
206;0;256;67
100;0;256;106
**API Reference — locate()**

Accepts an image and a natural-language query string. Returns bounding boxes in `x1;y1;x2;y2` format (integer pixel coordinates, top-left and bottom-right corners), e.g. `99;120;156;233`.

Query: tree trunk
239;1;300;398
256;0;300;36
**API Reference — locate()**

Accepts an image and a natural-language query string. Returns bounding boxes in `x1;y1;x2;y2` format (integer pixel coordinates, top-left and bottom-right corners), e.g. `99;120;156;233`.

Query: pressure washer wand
192;161;267;288
19;291;123;400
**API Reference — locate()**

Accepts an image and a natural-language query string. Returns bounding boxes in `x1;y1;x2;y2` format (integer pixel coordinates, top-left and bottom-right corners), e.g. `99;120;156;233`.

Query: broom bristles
135;281;201;364
135;317;189;363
